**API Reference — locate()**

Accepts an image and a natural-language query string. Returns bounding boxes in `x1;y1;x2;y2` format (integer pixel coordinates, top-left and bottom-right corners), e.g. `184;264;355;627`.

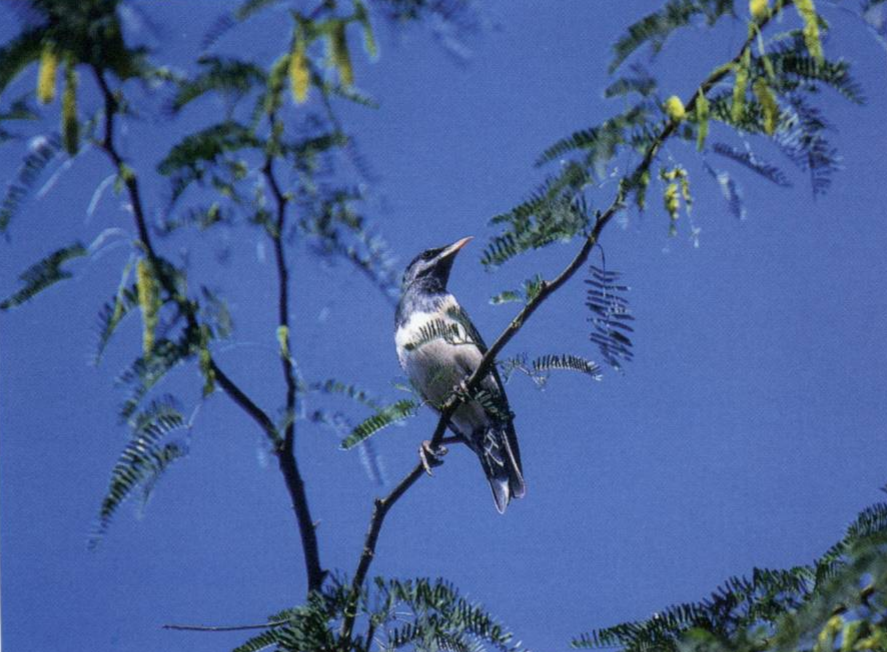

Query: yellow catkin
37;46;58;104
664;183;680;221
329;21;354;87
289;26;310;104
749;0;770;19
795;0;824;62
664;95;686;122
753;78;779;135
62;62;79;155
695;92;710;151
276;324;290;359
732;48;751;123
136;259;159;357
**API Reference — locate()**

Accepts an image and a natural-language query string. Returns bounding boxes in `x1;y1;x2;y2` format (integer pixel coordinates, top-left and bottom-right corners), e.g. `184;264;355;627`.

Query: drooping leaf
166;56;266;114
90;397;190;546
712;142;792;187
0;133;62;233
1;242;87;310
341;399;420;450
586;264;634;371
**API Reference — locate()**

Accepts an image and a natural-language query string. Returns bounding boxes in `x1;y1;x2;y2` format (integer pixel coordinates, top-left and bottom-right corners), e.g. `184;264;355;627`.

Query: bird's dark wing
446;304;524;481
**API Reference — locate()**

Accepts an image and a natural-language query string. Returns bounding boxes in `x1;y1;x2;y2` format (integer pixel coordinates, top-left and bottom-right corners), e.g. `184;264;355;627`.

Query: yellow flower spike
664;95;686;122
37;45;58;104
695;91;710;151
750;0;770;20
664;182;680;222
289;25;310;104
795;0;824;63
753;78;779;135
136;259;160;357
732;48;751;123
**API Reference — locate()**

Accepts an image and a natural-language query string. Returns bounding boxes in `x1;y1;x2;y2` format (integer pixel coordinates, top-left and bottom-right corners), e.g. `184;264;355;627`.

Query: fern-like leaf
166;56;265;114
532;354;602;380
712;143;792;187
90;397;189;546
0;134;62;233
1;242;87;310
341;399;420;450
703;160;746;220
586;264;634;371
609;0;734;73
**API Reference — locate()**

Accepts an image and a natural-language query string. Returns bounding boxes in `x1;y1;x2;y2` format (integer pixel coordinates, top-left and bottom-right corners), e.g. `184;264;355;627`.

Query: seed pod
62;61;79;155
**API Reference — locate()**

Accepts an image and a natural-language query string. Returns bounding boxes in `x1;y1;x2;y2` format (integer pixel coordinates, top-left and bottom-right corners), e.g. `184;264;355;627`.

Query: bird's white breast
395;295;484;412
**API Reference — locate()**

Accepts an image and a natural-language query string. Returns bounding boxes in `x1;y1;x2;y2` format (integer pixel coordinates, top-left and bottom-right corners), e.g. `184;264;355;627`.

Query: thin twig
338;5;791;645
163;620;289;632
263;110;326;592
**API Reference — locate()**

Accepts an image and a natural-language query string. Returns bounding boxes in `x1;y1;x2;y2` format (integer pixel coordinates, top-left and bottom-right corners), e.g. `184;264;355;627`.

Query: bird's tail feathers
480;426;526;514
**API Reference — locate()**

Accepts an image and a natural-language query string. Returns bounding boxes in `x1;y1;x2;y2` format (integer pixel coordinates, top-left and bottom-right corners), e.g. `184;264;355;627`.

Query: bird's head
401;236;473;295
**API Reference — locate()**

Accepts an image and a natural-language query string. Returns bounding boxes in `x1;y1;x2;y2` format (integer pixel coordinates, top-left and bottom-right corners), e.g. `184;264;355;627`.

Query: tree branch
92;66;323;592
163;620;288;632
262;115;326;592
338;5;789;644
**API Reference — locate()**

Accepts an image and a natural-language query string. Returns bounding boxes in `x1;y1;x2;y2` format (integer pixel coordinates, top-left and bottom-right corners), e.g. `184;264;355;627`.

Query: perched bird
395;236;526;513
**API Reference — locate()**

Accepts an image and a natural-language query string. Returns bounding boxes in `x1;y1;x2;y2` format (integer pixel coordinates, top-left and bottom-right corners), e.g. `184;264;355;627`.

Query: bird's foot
419;440;448;476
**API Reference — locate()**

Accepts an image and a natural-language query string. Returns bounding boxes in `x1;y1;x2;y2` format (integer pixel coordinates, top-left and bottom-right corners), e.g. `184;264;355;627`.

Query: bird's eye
421;250;436;261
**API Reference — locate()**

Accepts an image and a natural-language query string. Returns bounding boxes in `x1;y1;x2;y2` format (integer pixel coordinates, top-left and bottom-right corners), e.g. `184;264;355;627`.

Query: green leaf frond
166;56;266;115
116;334;196;421
342;399;420;450
302;191;401;301
532;354;602;380
90;396;190;546
157;121;259;203
377;577;525;652
490;274;546;307
712;142;792;187
199;287;234;340
574;492;887;652
0;133;62;233
535;104;653;167
760;42;865;104
158;203;234;236
703;160;746;221
773;95;841;196
605;65;658;99
306;378;381;410
1;241;87;310
94;282;140;364
483;192;590;269
231;628;286;652
609;0;735;73
586;264;634;371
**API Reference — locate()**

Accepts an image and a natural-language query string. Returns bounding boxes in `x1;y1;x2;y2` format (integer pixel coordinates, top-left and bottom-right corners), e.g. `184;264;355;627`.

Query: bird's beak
440;236;473;259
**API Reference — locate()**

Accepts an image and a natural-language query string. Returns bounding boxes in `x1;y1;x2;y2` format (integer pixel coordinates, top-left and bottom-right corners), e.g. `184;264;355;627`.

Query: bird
394;236;526;513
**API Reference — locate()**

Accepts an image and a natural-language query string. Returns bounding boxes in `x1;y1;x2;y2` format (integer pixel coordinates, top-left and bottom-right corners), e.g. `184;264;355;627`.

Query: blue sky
1;2;886;651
